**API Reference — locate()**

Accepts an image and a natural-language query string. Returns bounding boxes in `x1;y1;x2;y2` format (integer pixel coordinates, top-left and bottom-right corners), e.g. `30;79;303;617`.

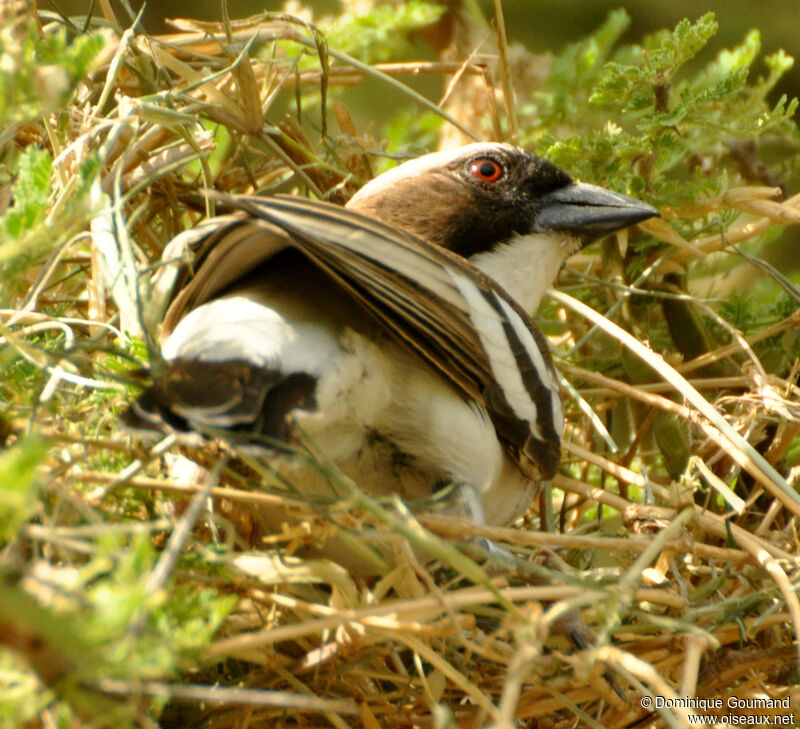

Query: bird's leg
436;482;626;700
437;481;518;571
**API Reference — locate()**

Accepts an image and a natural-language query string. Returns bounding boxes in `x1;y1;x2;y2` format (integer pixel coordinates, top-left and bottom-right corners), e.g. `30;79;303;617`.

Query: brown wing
158;215;291;337
174;192;563;479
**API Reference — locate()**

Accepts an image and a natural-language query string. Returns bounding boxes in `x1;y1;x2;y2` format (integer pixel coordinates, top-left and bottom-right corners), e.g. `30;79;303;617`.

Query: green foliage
0;146;51;240
2;5;800;726
0;145;57;304
381;107;444;170
0;534;234;726
589;13;719;108
522;11;800;210
536;9;632;125
323;0;445;64
74;535;235;676
0;147;101;305
0;437;48;543
0;20;106;127
515;12;800;489
0;648;49;727
267;0;444;73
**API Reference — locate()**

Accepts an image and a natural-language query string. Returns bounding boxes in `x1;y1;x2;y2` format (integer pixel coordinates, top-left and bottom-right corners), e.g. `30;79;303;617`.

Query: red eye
468;158;504;183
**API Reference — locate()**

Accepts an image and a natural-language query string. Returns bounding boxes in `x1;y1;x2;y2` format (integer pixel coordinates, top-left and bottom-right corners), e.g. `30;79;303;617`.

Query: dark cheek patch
445;197;532;258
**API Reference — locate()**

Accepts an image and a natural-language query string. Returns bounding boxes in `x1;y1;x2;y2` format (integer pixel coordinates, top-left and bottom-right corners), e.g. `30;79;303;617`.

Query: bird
127;142;658;555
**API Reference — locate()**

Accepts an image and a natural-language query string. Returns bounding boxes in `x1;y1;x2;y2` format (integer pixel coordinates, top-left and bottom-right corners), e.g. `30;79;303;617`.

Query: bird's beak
533;182;659;243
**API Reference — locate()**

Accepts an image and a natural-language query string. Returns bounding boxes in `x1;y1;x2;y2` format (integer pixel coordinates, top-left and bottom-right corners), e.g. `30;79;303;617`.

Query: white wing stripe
493;294;564;432
447;270;539;425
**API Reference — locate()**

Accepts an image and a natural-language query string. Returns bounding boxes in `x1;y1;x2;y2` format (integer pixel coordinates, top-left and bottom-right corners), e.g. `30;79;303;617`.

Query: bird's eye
468;158;504;183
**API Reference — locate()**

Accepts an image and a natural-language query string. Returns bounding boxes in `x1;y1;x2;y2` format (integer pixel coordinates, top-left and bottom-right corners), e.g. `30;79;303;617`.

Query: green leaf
546;9;631;119
0;437;48;542
0;147;54;297
589;13;718;108
0;21;106;126
8;147;51;228
325;0;445;64
521;9;800;220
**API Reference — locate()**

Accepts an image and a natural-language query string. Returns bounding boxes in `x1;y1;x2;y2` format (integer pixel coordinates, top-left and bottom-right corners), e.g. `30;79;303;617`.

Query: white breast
469;231;581;315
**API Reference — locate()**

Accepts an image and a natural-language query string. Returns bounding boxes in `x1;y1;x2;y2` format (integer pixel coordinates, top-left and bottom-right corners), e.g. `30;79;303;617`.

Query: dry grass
3;6;800;729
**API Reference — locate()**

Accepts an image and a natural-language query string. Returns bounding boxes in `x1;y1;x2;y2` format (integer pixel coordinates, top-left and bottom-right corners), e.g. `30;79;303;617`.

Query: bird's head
348;142;659;313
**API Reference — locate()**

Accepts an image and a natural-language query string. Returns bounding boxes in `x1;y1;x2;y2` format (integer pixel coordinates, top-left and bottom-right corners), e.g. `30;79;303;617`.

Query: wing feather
164;192;562;479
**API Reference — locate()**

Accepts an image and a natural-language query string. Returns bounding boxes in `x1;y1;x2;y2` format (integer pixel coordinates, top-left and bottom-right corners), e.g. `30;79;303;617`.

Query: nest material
3;8;800;729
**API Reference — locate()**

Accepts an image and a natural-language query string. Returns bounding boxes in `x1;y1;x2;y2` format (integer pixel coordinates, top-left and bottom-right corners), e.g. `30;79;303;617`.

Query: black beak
534;182;659;242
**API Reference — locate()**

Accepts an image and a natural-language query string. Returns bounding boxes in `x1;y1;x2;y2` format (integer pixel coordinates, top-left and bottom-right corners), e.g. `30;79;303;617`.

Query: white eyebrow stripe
347;142;518;203
447;270;540;426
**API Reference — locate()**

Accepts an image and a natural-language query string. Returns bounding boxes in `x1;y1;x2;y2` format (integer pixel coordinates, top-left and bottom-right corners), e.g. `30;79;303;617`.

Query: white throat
468;232;581;316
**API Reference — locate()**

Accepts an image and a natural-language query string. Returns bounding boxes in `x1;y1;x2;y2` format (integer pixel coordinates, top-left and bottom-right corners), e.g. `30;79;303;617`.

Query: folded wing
155;193;563;480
